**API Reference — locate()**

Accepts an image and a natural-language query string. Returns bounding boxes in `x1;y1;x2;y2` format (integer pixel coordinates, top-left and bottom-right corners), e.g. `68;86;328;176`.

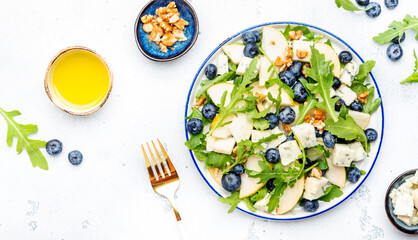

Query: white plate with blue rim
184;22;384;220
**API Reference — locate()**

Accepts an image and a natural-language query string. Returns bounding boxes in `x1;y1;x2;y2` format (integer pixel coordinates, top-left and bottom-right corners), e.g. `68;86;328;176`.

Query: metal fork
141;139;189;239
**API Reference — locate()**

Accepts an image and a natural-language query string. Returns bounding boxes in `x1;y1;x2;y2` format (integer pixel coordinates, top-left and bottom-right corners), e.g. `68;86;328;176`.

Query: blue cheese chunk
291;123;318;148
236;56;260;75
348;142;367;161
303;177;328;200
212;137;235;155
340;69;353;87
254;193;277;215
391;190;415;217
345;62;359;76
278;140;302;166
330;144;355;167
335;85;357;105
217;53;229;75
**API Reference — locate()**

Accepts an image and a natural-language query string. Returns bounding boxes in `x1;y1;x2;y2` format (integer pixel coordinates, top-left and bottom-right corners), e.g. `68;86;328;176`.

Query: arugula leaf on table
305;46;339;122
334;0;365;11
318;185;344;202
373;14;418;44
295;95;317;125
218;191;241;213
196;71;236;98
400;49;418;84
324;116;368;152
355;60;376;83
0;108;48;170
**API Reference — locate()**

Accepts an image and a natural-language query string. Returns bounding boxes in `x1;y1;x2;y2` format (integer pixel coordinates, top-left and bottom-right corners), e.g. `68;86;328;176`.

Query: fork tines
141;139;177;182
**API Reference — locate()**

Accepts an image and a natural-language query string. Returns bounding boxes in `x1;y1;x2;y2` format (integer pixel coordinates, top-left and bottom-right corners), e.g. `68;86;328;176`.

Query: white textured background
0;0;417;239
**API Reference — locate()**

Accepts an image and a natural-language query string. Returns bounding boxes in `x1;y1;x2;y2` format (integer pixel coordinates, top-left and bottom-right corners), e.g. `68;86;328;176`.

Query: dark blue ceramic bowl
134;0;198;61
385;169;418;235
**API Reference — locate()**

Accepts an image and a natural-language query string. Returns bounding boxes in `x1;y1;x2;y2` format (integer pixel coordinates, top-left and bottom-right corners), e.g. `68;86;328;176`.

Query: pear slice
227;113;253;143
221;44;244;64
208;167;223;187
206;83;234;106
262;26;289;66
314;42;341;78
276;177;305;215
239;155;265;198
324;157;346;189
259;56;276;86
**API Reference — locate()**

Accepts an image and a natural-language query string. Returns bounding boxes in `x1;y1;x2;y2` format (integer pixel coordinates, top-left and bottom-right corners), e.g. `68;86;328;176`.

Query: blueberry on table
365;128;378;142
186;118;203;135
315;128;324;138
242;31;257;44
332;76;341;90
323;131;336;148
350;100;363;112
46;139;63;156
387;44;403;61
338;51;353;64
356;0;369;6
68;150;83;165
279;70;296;87
264;113;279;130
204;63;217;80
221;172;241;192
232;164;245;175
202;104;217;120
252;31;261;42
365;2;381;18
292;81;309;103
279;107;296;124
384;0;398;9
243;43;259;58
347;167;362;183
303;199;319;212
265;148;280;164
391;32;405;44
334;97;346;111
266;178;275;191
288;61;303;78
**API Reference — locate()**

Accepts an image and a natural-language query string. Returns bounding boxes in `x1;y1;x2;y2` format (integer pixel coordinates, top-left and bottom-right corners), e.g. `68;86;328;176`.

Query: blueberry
350;100;363;112
321;169;327;176
266;179;275;191
387;44;403;61
315;128;324;138
384;0;398;9
243;43;259;58
347;167;362;183
304;158;317;169
202;104;217;120
286;134;295;142
288;61;303;78
279;107;296;124
337;138;355;144
332;77;341;90
232;164;245;175
265;148;280;164
323;131;336;148
252;31;261;42
292;81;309;103
186;118;203;135
279;70;296;87
264;113;279;130
356;0;369;6
391;32;405;44
221;172;241;192
366;2;381;18
68;150;83;165
242;31;257;44
334;97;346;111
303;199;319;212
365;128;378;142
338;51;353;64
204;63;217;80
46;139;63;156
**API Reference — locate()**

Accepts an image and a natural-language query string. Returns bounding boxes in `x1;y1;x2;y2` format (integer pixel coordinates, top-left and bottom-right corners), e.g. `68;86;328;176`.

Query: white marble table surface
0;0;418;239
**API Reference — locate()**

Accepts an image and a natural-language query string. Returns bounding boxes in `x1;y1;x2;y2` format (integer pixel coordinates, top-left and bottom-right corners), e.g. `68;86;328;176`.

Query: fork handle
177;219;190;240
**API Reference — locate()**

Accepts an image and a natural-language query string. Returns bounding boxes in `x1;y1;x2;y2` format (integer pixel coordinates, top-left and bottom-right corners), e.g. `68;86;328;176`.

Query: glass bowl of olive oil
45;46;113;116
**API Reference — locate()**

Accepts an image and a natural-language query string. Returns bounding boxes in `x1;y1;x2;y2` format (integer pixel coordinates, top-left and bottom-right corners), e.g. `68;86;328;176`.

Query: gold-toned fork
141;139;189;239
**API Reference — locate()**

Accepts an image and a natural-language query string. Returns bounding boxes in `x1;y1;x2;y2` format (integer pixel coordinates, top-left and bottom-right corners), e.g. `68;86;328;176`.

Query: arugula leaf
318;185;344;202
295;95;317;125
244;198;257;212
196;71;235;98
282;24;323;42
373;14;418;44
324;116;368;152
324;39;333;48
355;60;376;83
197;151;234;169
339;104;349;119
267;180;287;212
335;0;365;11
317;158;329;170
400;49;418;84
363;86;381;114
250;187;268;203
267;92;281;114
186;107;210;125
0;108;48;170
253;119;270;130
218;191;241;213
306;46;339;122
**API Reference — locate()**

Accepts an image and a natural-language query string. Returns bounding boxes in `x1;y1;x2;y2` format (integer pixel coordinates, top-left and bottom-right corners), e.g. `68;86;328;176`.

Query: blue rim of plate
184;21;385;221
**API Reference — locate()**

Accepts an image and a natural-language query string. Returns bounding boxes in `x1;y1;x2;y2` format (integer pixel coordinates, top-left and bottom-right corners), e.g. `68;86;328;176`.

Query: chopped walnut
195;94;206;107
143;23;153;33
313;109;326;122
255;92;267;103
274;56;284;67
311;167;322;179
304;113;315;124
313;120;325;131
358;91;369;104
172;29;187;41
302;64;311;78
141;15;153;24
282;123;291;132
233;146;238;158
296;49;308;59
289;30;303;40
161;32;177;46
159;43;168;53
285;46;293;58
